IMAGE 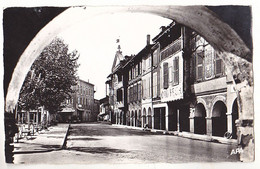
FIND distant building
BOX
[59,78,95,123]
[93,99,100,121]
[98,96,110,121]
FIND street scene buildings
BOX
[3,6,253,164]
[106,21,239,140]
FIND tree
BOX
[18,38,79,116]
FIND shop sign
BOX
[161,84,183,102]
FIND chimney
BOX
[146,34,150,46]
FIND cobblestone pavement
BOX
[13,122,240,164]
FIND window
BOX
[204,45,214,80]
[129,70,131,81]
[138,83,141,100]
[153,72,157,98]
[138,62,141,75]
[118,74,122,82]
[132,67,135,79]
[136,84,139,101]
[153,49,159,66]
[148,56,151,69]
[117,89,123,102]
[142,79,146,99]
[172,56,179,85]
[215,53,223,76]
[127,88,130,103]
[143,58,146,72]
[148,77,151,98]
[130,86,133,102]
[163,62,169,89]
[135,64,138,77]
[196,50,204,81]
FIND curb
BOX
[112,124,237,145]
[61,124,71,149]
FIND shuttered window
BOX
[196,51,204,81]
[142,79,146,99]
[157,69,160,97]
[172,56,179,85]
[153,49,159,66]
[127,88,130,103]
[138,83,141,101]
[163,62,169,89]
[153,72,157,98]
[215,53,223,76]
[204,45,214,80]
[136,84,138,101]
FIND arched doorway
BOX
[194,103,207,134]
[142,108,146,128]
[131,111,134,126]
[232,99,239,139]
[212,101,227,137]
[134,111,137,127]
[148,107,152,128]
[138,110,142,127]
[126,111,130,126]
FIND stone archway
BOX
[232,98,239,139]
[138,110,142,127]
[147,107,152,128]
[212,101,227,137]
[142,108,146,128]
[4,5,253,162]
[194,103,207,135]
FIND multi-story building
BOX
[110,47,131,125]
[123,36,151,127]
[188,31,238,138]
[107,21,239,140]
[60,78,95,123]
[98,96,110,121]
[93,99,100,121]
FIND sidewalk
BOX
[112,124,237,145]
[13,123,70,154]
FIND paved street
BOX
[14,123,239,164]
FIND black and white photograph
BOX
[1,0,258,168]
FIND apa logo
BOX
[230,147,243,155]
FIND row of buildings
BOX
[16,78,100,128]
[105,22,239,139]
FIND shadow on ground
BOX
[68,137,101,141]
[70,125,159,137]
[67,147,129,154]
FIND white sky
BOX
[58,13,171,100]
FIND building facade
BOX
[107,21,239,140]
[60,79,96,123]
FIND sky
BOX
[58,12,171,100]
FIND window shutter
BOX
[142,80,146,99]
[215,53,223,76]
[138,83,141,100]
[157,69,160,97]
[163,62,169,89]
[173,57,179,85]
[196,51,204,81]
[204,46,214,79]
